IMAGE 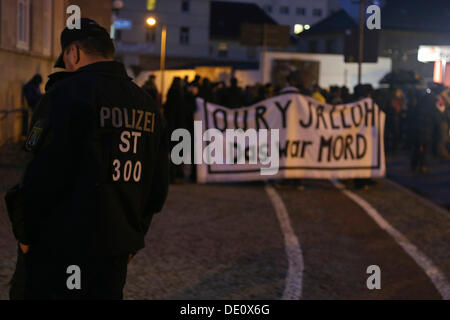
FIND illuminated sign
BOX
[418,46,450,62]
[114,19,132,30]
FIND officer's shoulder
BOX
[48,71,99,100]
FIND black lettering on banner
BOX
[299,101,313,128]
[340,110,351,129]
[279,140,289,158]
[275,100,291,129]
[213,109,228,132]
[234,109,248,130]
[291,140,300,157]
[255,106,269,130]
[329,106,340,129]
[365,101,375,127]
[333,136,344,160]
[351,104,363,127]
[345,135,354,159]
[315,105,328,129]
[318,136,332,162]
[356,134,367,159]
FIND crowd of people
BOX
[140,73,450,182]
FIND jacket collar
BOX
[75,61,131,79]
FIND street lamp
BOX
[146,16,167,104]
[146,17,156,27]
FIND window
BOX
[326,39,336,53]
[313,8,323,17]
[180,27,190,45]
[263,5,273,13]
[309,40,318,53]
[296,7,306,16]
[279,6,290,15]
[147,0,156,11]
[146,30,156,43]
[218,42,228,58]
[17,0,31,50]
[42,0,52,56]
[181,0,190,13]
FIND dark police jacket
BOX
[5,61,169,257]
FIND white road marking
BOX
[265,184,304,300]
[331,179,450,300]
[385,178,450,218]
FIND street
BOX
[0,143,449,300]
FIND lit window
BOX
[180,27,190,45]
[296,7,306,16]
[181,0,190,13]
[17,0,31,50]
[313,8,323,17]
[279,6,290,15]
[147,0,156,11]
[218,42,228,57]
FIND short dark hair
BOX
[71,36,115,58]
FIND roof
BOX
[303,0,450,36]
[301,9,357,35]
[210,1,278,40]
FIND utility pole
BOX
[358,0,365,85]
[261,24,267,84]
[160,24,167,104]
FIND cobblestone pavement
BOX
[0,143,449,299]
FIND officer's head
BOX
[54,18,115,72]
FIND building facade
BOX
[217,0,333,34]
[0,0,111,146]
[115,0,210,69]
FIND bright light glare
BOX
[146,17,157,26]
[304,24,310,30]
[294,24,304,34]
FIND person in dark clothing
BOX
[199,77,214,102]
[185,84,200,182]
[224,77,244,109]
[353,84,377,190]
[21,74,43,136]
[164,77,186,183]
[23,74,43,111]
[141,74,159,102]
[44,72,72,92]
[5,18,169,300]
[410,92,436,172]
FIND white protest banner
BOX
[193,93,385,183]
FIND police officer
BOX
[6,18,169,299]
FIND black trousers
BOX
[10,245,129,300]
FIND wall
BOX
[0,0,111,146]
[0,0,67,146]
